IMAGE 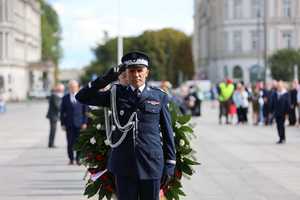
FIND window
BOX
[0,75,4,92]
[251,0,264,18]
[5,32,8,59]
[282,31,293,48]
[251,31,258,50]
[251,30,264,51]
[0,32,3,60]
[223,31,229,51]
[233,66,243,79]
[224,0,230,19]
[224,65,229,78]
[233,0,243,19]
[283,0,292,17]
[233,31,242,52]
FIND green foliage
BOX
[81,28,194,86]
[269,48,300,81]
[75,103,199,200]
[74,107,116,199]
[40,0,63,65]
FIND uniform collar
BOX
[130,84,146,93]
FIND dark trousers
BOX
[275,116,286,141]
[66,126,80,161]
[48,119,58,147]
[237,107,248,123]
[219,101,229,123]
[115,176,160,200]
[288,107,296,125]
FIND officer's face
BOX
[127,66,149,88]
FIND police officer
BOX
[76,51,176,200]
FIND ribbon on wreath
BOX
[89,169,108,182]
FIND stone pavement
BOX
[0,101,86,200]
[183,103,300,200]
[0,101,300,200]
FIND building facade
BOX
[0,0,54,101]
[193,0,300,84]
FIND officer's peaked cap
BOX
[121,51,150,68]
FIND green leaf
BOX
[105,192,113,200]
[176,188,186,196]
[181,164,193,175]
[98,188,106,200]
[177,115,191,125]
[183,157,200,165]
[178,125,193,133]
[84,182,100,198]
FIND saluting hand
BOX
[102,67,120,83]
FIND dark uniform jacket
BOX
[60,94,88,128]
[271,91,291,117]
[46,93,62,121]
[76,79,176,180]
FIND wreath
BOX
[75,102,199,200]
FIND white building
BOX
[59,68,84,85]
[0,0,54,101]
[193,0,300,84]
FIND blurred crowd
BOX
[159,78,300,144]
[211,79,299,127]
[160,80,204,116]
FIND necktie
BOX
[71,94,76,104]
[134,88,141,101]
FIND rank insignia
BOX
[147,100,160,105]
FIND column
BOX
[2,32,4,60]
[0,0,4,22]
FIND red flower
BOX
[88,168,99,174]
[104,184,113,192]
[95,154,104,161]
[175,170,182,179]
[100,174,109,181]
[163,186,168,194]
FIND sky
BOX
[47,0,194,69]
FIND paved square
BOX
[0,101,300,200]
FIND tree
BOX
[81,28,194,86]
[40,0,63,82]
[269,49,300,81]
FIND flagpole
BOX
[117,0,123,65]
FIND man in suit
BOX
[60,80,87,165]
[46,83,65,148]
[288,80,298,126]
[271,80,291,144]
[76,51,176,200]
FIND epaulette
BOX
[149,86,167,94]
[114,83,127,89]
